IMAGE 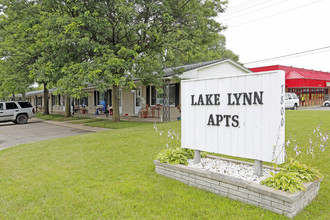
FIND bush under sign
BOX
[181,71,285,163]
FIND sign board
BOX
[327,82,330,87]
[181,71,285,163]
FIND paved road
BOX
[0,118,108,150]
[300,106,330,111]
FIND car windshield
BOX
[18,102,33,108]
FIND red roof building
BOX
[250,65,330,106]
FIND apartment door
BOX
[134,88,142,114]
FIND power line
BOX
[247,49,330,65]
[222,0,287,22]
[221,0,274,18]
[244,46,330,65]
[230,0,323,28]
[227,0,263,12]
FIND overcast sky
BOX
[217,0,330,72]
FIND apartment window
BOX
[149,83,179,106]
[81,97,88,106]
[37,97,42,106]
[151,86,157,105]
[108,89,112,107]
[168,84,176,106]
[57,95,60,105]
[52,95,61,106]
[94,91,100,106]
[99,91,105,105]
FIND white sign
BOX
[327,82,330,87]
[181,71,285,163]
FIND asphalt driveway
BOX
[0,118,107,150]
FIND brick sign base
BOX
[154,159,321,218]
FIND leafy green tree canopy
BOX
[0,0,237,121]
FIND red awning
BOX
[286,79,326,88]
[250,65,330,88]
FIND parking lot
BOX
[0,118,106,150]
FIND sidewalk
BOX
[36,118,110,132]
[299,105,330,111]
[73,112,177,123]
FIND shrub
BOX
[154,123,207,165]
[267,124,326,193]
[261,159,323,193]
[156,148,194,165]
[156,147,208,165]
[281,159,323,182]
[260,171,306,193]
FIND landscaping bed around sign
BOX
[155,156,322,218]
[188,156,273,184]
[154,110,328,218]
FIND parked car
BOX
[0,101,35,124]
[285,93,300,110]
[323,100,330,107]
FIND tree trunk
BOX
[43,83,49,115]
[112,84,120,122]
[64,95,71,118]
[12,93,15,101]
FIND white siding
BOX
[197,62,249,78]
[180,69,198,79]
[180,60,250,80]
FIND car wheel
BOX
[16,114,28,124]
[325,103,330,107]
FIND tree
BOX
[0,3,35,100]
[0,1,51,110]
[1,0,91,117]
[77,0,229,122]
[0,59,33,100]
[1,0,235,121]
[29,1,96,117]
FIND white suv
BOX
[285,93,300,110]
[0,101,35,124]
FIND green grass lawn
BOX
[0,111,329,219]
